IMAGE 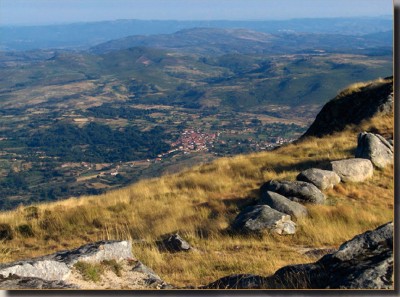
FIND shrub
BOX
[0,224,13,240]
[92,218,104,228]
[17,224,34,237]
[24,206,40,220]
[101,259,123,277]
[74,261,104,282]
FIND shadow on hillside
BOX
[221,189,260,210]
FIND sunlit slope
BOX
[0,80,393,287]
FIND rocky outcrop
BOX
[302,77,393,138]
[261,180,325,204]
[258,191,308,219]
[272,222,393,289]
[355,132,393,169]
[0,275,78,289]
[330,158,373,183]
[231,205,296,235]
[0,240,168,289]
[0,240,132,281]
[203,222,393,289]
[297,168,340,190]
[158,233,191,252]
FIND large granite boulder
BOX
[0,275,78,289]
[272,222,393,289]
[330,158,373,183]
[231,205,296,235]
[258,191,308,219]
[0,240,168,289]
[355,132,393,169]
[260,180,325,204]
[297,168,340,190]
[202,222,393,289]
[0,240,132,281]
[201,274,269,289]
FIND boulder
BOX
[0,275,78,289]
[260,180,325,204]
[258,191,308,219]
[0,240,132,283]
[200,274,270,289]
[231,205,296,235]
[355,132,393,168]
[203,222,393,289]
[330,158,373,183]
[297,168,340,190]
[158,233,191,252]
[271,222,393,289]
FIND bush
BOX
[74,261,104,282]
[24,206,40,220]
[0,224,13,240]
[101,259,123,277]
[17,224,35,237]
[92,218,104,228]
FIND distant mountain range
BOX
[90,27,392,56]
[0,17,393,51]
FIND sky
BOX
[0,0,394,26]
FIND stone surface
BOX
[201,274,269,289]
[0,240,132,281]
[231,205,296,235]
[297,168,341,190]
[158,233,191,252]
[258,191,308,219]
[272,222,394,289]
[260,180,325,204]
[132,260,162,282]
[203,222,393,289]
[302,78,393,138]
[0,275,78,289]
[330,158,373,183]
[355,132,393,168]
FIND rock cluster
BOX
[203,222,394,289]
[231,128,392,238]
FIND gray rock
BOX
[330,158,373,182]
[0,240,132,281]
[159,233,191,252]
[0,275,78,289]
[232,205,296,235]
[297,168,340,190]
[272,222,393,289]
[258,191,308,219]
[132,260,162,282]
[355,132,393,168]
[200,274,270,289]
[260,180,325,204]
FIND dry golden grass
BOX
[337,77,391,98]
[0,114,393,287]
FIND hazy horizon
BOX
[0,0,393,26]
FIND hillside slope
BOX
[0,78,393,287]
